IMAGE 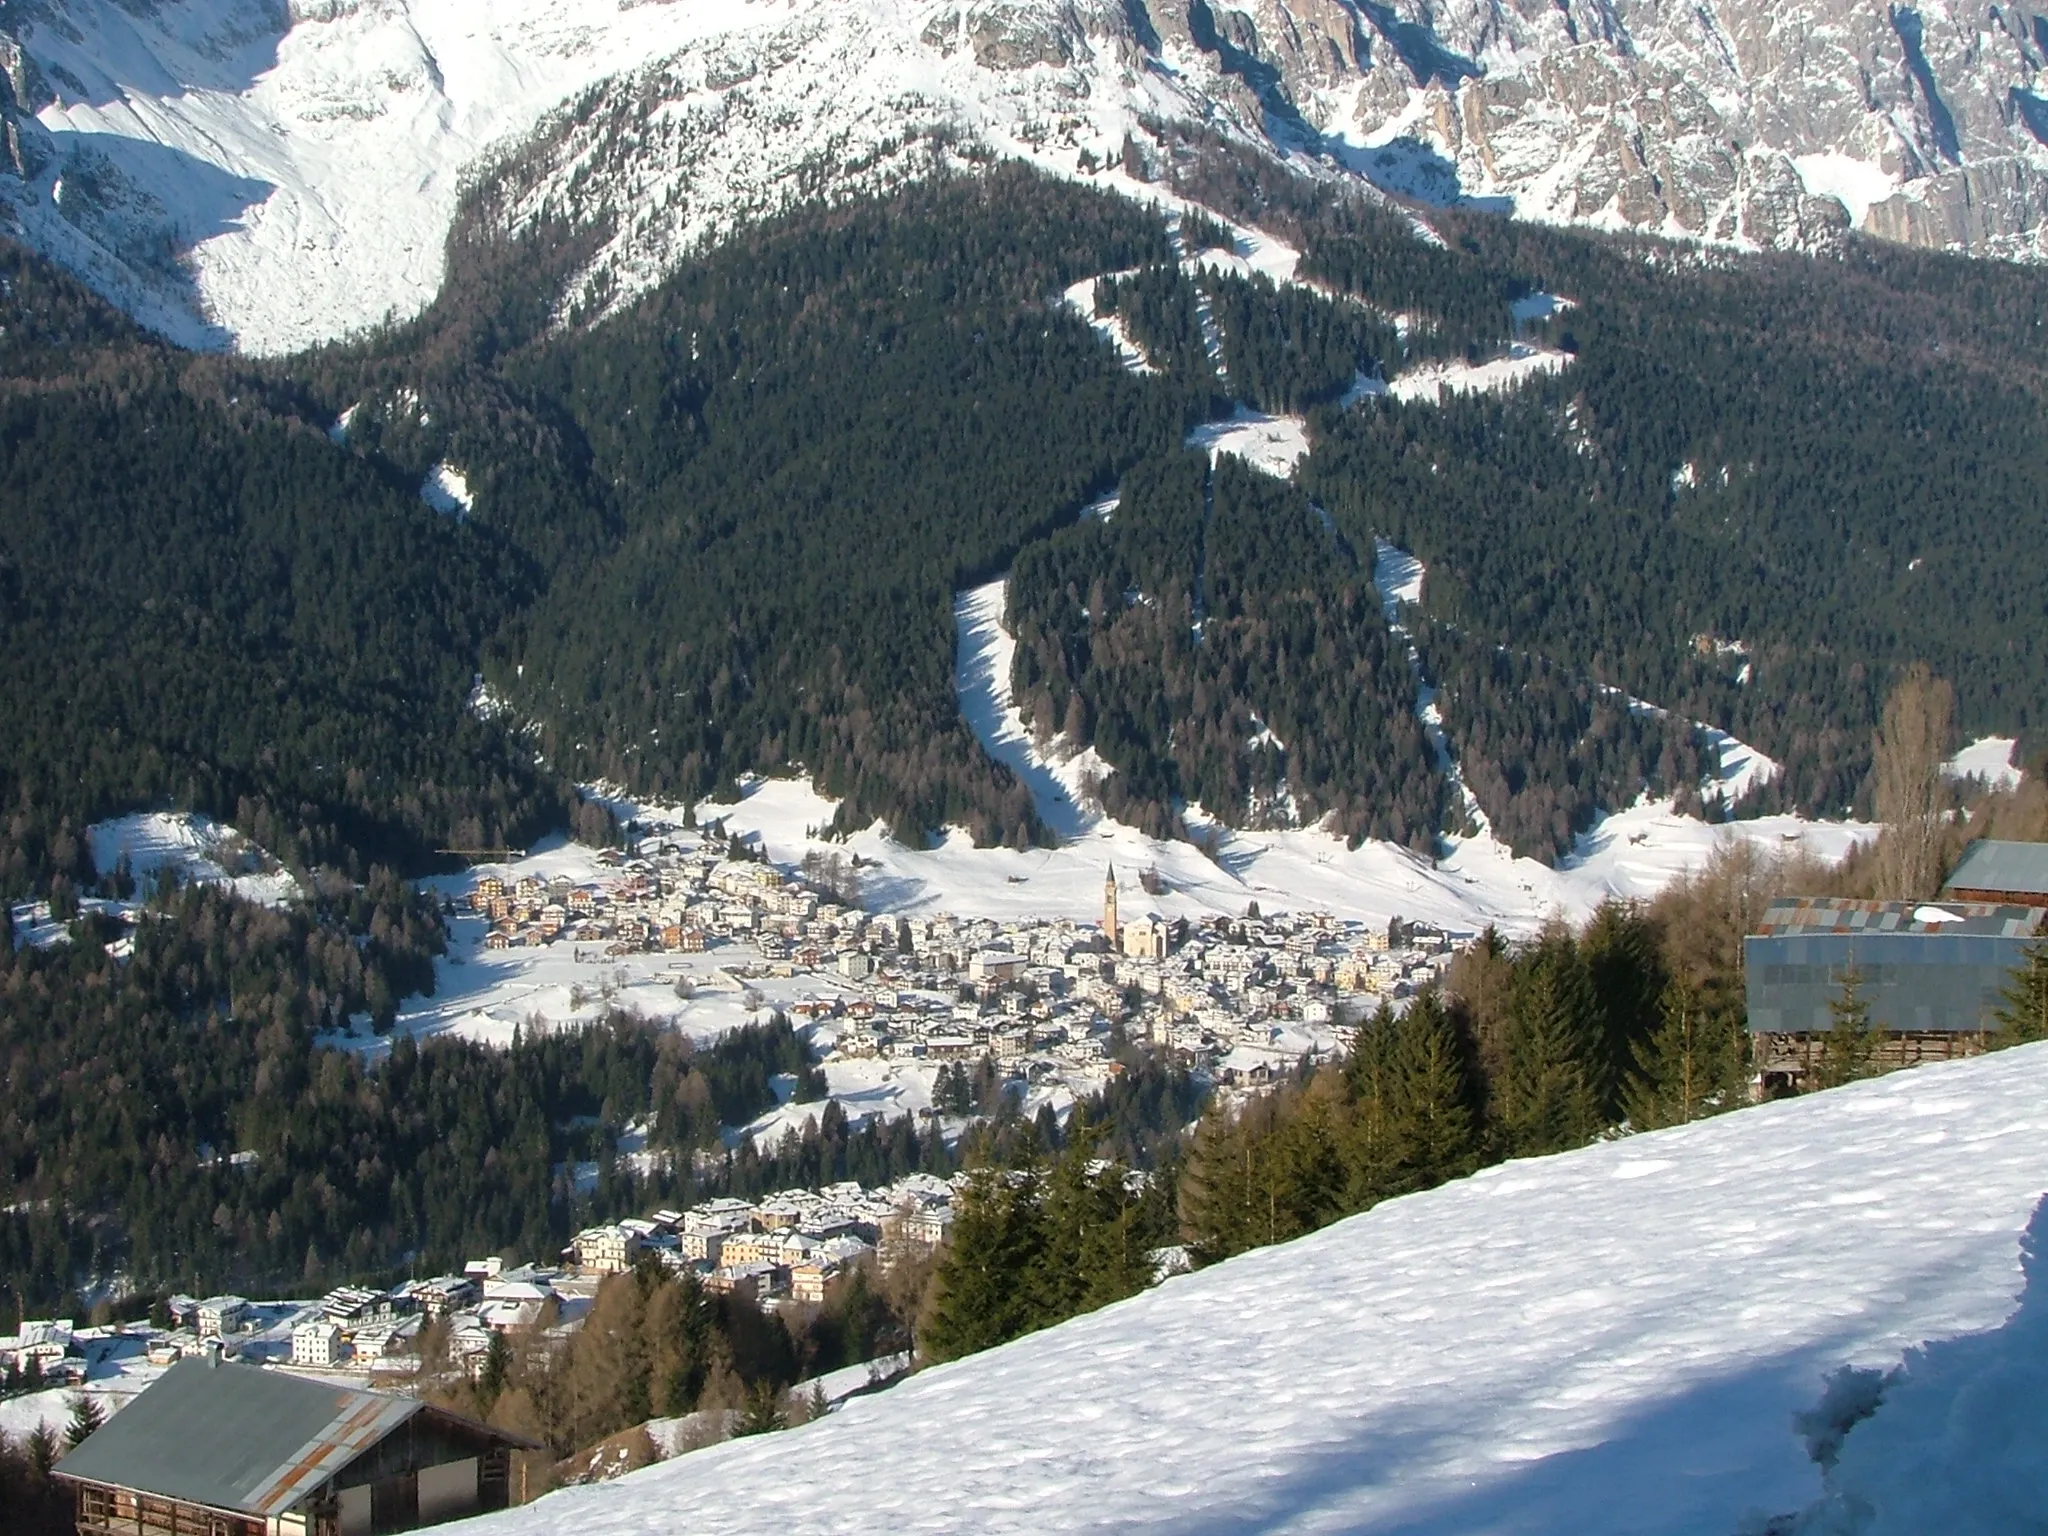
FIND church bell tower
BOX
[1103,863,1120,949]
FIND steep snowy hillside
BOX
[4,0,2048,349]
[461,1045,2048,1535]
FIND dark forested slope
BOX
[7,148,2048,891]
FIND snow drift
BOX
[456,1044,2048,1535]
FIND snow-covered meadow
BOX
[456,1041,2048,1536]
[8,810,299,949]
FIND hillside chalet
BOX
[1744,896,2045,1090]
[53,1356,537,1536]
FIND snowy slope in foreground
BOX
[458,1045,2048,1536]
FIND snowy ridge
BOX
[462,1043,2048,1535]
[5,0,2047,351]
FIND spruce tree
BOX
[1177,1101,1258,1264]
[26,1420,58,1481]
[919,1168,1046,1362]
[1623,980,1741,1129]
[477,1329,511,1409]
[1992,941,2048,1047]
[63,1393,105,1450]
[733,1382,786,1437]
[1077,1190,1155,1311]
[1496,938,1604,1156]
[1813,968,1879,1089]
[1389,991,1478,1191]
[1341,1005,1401,1209]
[1579,901,1669,1118]
[1265,1076,1348,1242]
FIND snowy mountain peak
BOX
[3,0,2047,351]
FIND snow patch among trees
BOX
[1184,408,1311,479]
[1942,736,2022,790]
[420,463,473,519]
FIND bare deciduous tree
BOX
[1872,664,1954,900]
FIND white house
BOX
[291,1320,344,1368]
[195,1296,250,1338]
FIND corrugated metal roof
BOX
[1944,840,2048,898]
[52,1357,420,1515]
[1755,896,2045,939]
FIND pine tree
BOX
[1623,980,1740,1129]
[733,1381,786,1437]
[477,1328,511,1409]
[1341,1005,1401,1208]
[1388,990,1477,1191]
[64,1393,105,1450]
[1177,1100,1258,1264]
[919,1168,1046,1362]
[1813,968,1879,1089]
[1992,941,2048,1047]
[1265,1076,1348,1241]
[1579,901,1669,1118]
[27,1420,58,1481]
[1496,939,1605,1156]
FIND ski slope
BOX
[460,1043,2048,1536]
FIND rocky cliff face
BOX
[1146,0,2048,256]
[0,0,2043,351]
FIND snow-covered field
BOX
[87,811,300,905]
[1363,341,1574,404]
[1185,407,1313,478]
[458,1042,2048,1536]
[1944,735,2024,791]
[9,811,297,949]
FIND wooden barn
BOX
[53,1355,537,1536]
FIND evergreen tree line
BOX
[1142,127,2048,817]
[1006,451,1443,847]
[918,1122,1178,1363]
[1413,617,1718,859]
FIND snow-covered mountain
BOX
[458,1044,2048,1535]
[3,0,2047,352]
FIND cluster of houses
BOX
[0,1316,81,1388]
[796,881,1463,1090]
[465,843,1468,1091]
[470,845,836,957]
[569,1173,959,1306]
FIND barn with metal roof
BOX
[1943,839,2048,905]
[53,1355,537,1536]
[1744,897,2046,1090]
